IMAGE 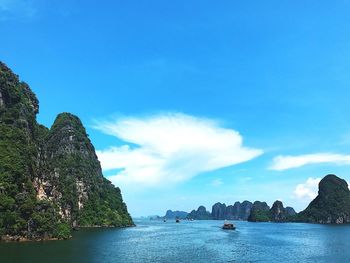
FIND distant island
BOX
[0,62,133,242]
[164,200,295,222]
[164,174,350,224]
[164,210,188,219]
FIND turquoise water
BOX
[1,219,350,262]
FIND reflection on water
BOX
[1,219,350,263]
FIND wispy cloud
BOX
[293,177,321,200]
[0,0,36,20]
[269,153,350,171]
[95,113,262,188]
[210,178,223,187]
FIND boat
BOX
[176,218,180,223]
[222,220,236,230]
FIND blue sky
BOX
[1,0,350,216]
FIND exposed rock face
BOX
[164,210,188,219]
[248,201,270,222]
[270,201,294,222]
[225,205,235,219]
[247,201,296,222]
[211,201,253,220]
[185,200,296,222]
[44,113,133,227]
[237,201,253,220]
[187,206,212,220]
[285,207,296,216]
[0,62,133,241]
[211,202,227,220]
[0,91,3,107]
[297,174,350,224]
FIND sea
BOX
[1,219,350,263]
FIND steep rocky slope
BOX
[164,210,188,219]
[0,62,133,241]
[247,201,270,222]
[187,206,212,220]
[296,174,350,224]
[211,201,253,220]
[270,201,296,222]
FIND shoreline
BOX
[0,224,136,243]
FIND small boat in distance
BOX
[222,220,236,230]
[176,218,180,223]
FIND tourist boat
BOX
[176,218,180,223]
[222,220,236,230]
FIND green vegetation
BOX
[54,223,71,240]
[248,201,297,223]
[0,61,133,241]
[45,113,133,228]
[249,210,271,222]
[187,206,212,220]
[293,174,350,224]
[247,201,270,222]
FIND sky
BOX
[1,0,350,217]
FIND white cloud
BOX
[293,177,321,200]
[270,153,350,171]
[95,113,262,187]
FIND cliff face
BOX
[211,201,253,220]
[211,202,227,220]
[297,174,350,224]
[247,201,270,222]
[0,62,133,241]
[270,201,295,222]
[247,200,296,222]
[285,207,296,216]
[164,210,188,219]
[187,206,212,220]
[236,201,253,220]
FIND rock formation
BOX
[211,202,227,220]
[270,201,295,222]
[164,210,188,219]
[247,201,270,222]
[211,201,253,220]
[187,206,212,220]
[235,201,253,220]
[247,200,296,222]
[0,62,133,241]
[296,174,350,224]
[285,207,296,216]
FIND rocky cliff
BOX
[0,62,133,241]
[211,201,253,220]
[285,206,296,216]
[247,200,296,222]
[211,202,227,220]
[187,206,212,220]
[233,201,253,220]
[248,201,271,222]
[296,174,350,224]
[164,210,188,219]
[270,201,296,222]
